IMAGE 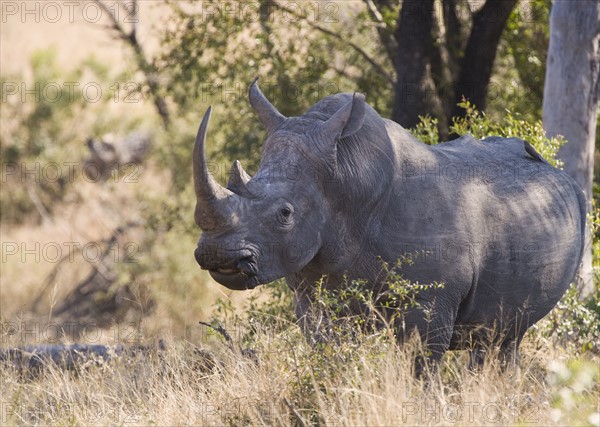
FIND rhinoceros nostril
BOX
[237,255,257,276]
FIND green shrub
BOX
[536,284,600,353]
[412,100,565,168]
[547,359,600,426]
[535,202,600,354]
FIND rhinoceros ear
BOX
[249,78,286,133]
[318,93,366,140]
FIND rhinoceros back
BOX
[430,136,586,342]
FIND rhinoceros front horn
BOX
[193,106,235,230]
[249,78,286,133]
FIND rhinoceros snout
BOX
[194,246,254,269]
[194,248,260,291]
[194,246,260,290]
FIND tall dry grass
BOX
[1,317,598,426]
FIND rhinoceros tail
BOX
[523,140,549,164]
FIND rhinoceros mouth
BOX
[195,244,260,290]
[206,254,260,290]
[214,267,241,275]
[209,269,259,290]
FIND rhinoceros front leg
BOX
[292,288,330,345]
[291,281,459,377]
[394,298,459,376]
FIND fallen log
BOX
[0,322,258,373]
[0,341,165,371]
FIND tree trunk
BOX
[391,0,436,128]
[450,0,518,120]
[387,0,517,128]
[542,0,600,294]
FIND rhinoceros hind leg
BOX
[499,335,523,372]
[468,346,487,371]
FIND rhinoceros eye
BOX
[277,204,294,226]
[280,207,292,218]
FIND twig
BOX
[283,398,309,427]
[198,321,234,351]
[364,0,386,24]
[26,182,52,224]
[93,0,170,129]
[129,0,137,44]
[32,221,141,314]
[362,0,399,67]
[272,2,394,85]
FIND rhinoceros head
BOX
[193,79,366,290]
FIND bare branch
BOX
[26,182,51,224]
[283,398,309,427]
[363,0,399,68]
[451,0,518,119]
[364,0,385,24]
[442,0,464,81]
[93,0,170,129]
[129,0,138,44]
[95,0,125,35]
[272,2,394,85]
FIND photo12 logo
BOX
[1,240,139,264]
[1,400,141,424]
[400,400,539,424]
[1,321,142,345]
[1,1,139,24]
[1,81,145,104]
[2,160,142,184]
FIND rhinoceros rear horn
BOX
[193,106,235,230]
[249,78,286,133]
[227,160,253,198]
[319,92,366,140]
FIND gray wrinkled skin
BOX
[193,79,585,367]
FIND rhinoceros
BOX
[192,79,585,368]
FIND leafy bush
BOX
[535,202,600,354]
[1,49,88,223]
[547,359,600,425]
[412,100,565,168]
[536,284,600,353]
